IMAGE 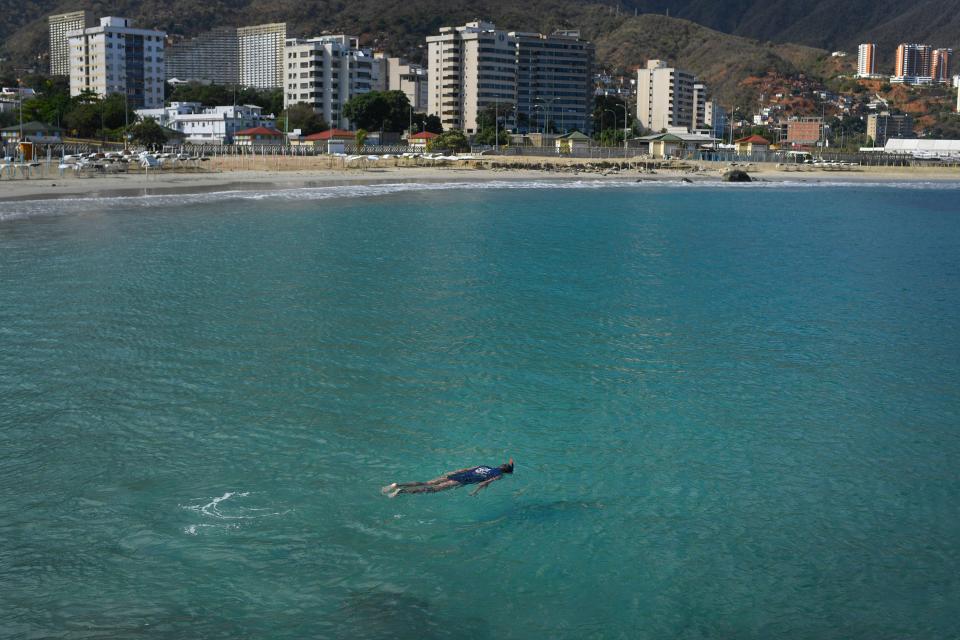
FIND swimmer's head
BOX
[500,458,514,474]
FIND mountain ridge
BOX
[0,0,951,106]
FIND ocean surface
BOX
[1,181,959,639]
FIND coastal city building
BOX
[692,83,708,130]
[49,11,94,76]
[512,29,594,134]
[135,101,275,144]
[867,112,915,145]
[593,72,634,99]
[636,59,696,132]
[232,125,284,145]
[857,43,883,78]
[785,117,824,147]
[734,134,770,155]
[427,22,518,134]
[67,17,166,109]
[283,35,376,129]
[932,49,952,84]
[893,43,933,84]
[377,55,429,112]
[704,101,728,139]
[165,27,239,84]
[238,23,287,89]
[1,121,64,146]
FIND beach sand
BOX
[1,155,958,203]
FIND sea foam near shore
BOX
[2,178,960,222]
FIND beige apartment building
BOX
[867,112,915,145]
[376,54,428,112]
[427,21,518,134]
[283,36,376,129]
[636,60,696,132]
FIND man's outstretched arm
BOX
[469,476,501,496]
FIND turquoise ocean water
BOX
[1,182,959,638]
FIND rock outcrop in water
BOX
[722,170,752,182]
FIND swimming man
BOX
[381,459,514,498]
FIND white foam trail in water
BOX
[3,178,959,222]
[180,491,288,534]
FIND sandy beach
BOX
[1,155,958,202]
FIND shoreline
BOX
[2,161,959,203]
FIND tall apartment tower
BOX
[68,17,166,108]
[165,27,239,84]
[283,36,375,129]
[636,59,696,132]
[857,43,877,78]
[512,30,593,134]
[238,23,287,89]
[427,22,518,134]
[894,43,933,82]
[49,11,94,76]
[692,83,708,130]
[932,49,953,84]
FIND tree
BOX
[430,129,469,152]
[355,128,368,148]
[591,95,633,138]
[343,90,411,131]
[473,102,512,145]
[166,82,282,114]
[128,117,168,149]
[410,112,442,134]
[281,104,328,135]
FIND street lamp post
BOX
[615,103,628,158]
[603,109,616,149]
[124,89,129,150]
[494,93,499,149]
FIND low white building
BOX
[135,101,275,144]
[885,138,960,159]
[0,87,37,100]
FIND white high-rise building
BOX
[283,36,376,129]
[68,17,166,109]
[427,22,518,134]
[49,11,94,76]
[239,23,287,89]
[636,60,696,133]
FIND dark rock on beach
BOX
[722,170,752,182]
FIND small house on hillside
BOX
[407,131,438,152]
[735,134,771,155]
[233,126,285,146]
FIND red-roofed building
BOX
[291,128,356,152]
[234,126,285,146]
[735,134,771,155]
[407,130,438,151]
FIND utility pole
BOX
[15,68,29,163]
[494,93,499,149]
